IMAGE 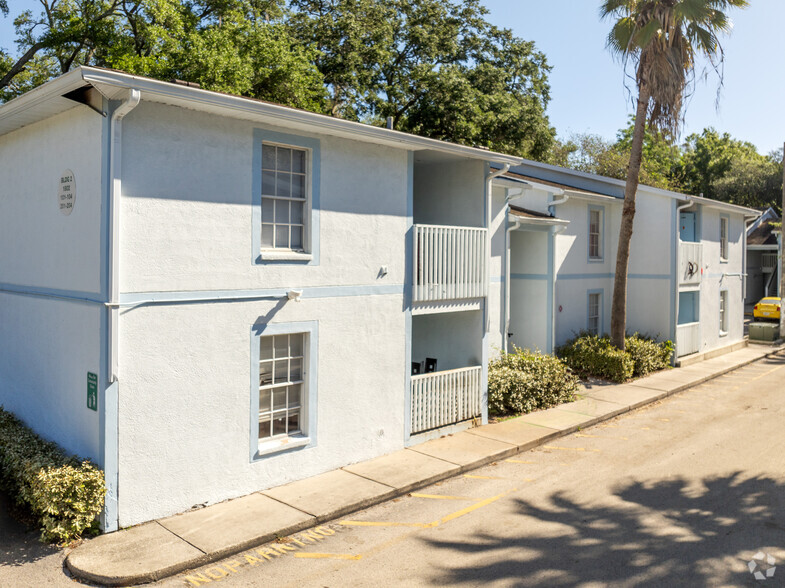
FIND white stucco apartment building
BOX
[0,67,521,530]
[0,67,757,531]
[486,161,758,360]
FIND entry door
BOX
[680,212,696,242]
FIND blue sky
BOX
[2,0,782,154]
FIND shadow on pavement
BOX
[0,489,60,567]
[423,472,785,586]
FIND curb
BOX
[65,347,783,586]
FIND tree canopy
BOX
[550,121,782,211]
[0,0,555,158]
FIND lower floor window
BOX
[259,333,305,440]
[587,292,601,335]
[719,290,728,334]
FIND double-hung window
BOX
[258,333,305,441]
[719,216,729,262]
[261,144,307,252]
[588,207,604,261]
[719,290,728,335]
[587,291,602,335]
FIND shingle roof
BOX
[748,220,779,246]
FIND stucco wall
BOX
[0,106,104,293]
[120,102,409,292]
[413,159,485,227]
[117,295,405,526]
[0,105,104,461]
[115,102,412,525]
[697,206,745,351]
[411,311,483,371]
[509,230,550,351]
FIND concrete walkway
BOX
[65,344,782,586]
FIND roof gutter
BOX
[79,68,521,165]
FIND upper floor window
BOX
[262,144,308,252]
[588,207,604,261]
[719,216,729,262]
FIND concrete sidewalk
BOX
[65,344,782,586]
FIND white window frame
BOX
[250,321,318,459]
[253,129,320,264]
[719,290,728,336]
[258,332,305,441]
[587,290,603,335]
[588,206,604,262]
[719,215,729,262]
[260,142,312,258]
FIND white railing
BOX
[679,242,703,286]
[762,252,778,272]
[676,322,700,357]
[410,366,482,434]
[414,224,487,303]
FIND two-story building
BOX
[0,67,519,530]
[0,67,758,532]
[487,160,758,361]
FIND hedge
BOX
[0,407,105,543]
[488,347,579,416]
[556,332,673,383]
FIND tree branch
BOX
[0,42,46,92]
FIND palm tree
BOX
[601,0,748,350]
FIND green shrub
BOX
[488,347,579,416]
[556,333,634,383]
[0,407,105,543]
[557,332,673,382]
[626,333,674,377]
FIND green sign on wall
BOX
[87,372,98,411]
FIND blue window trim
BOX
[252,129,320,266]
[250,320,319,461]
[587,288,604,335]
[587,205,605,263]
[719,214,730,264]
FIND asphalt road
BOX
[1,351,783,587]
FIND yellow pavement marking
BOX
[542,445,600,452]
[463,474,505,480]
[574,433,629,441]
[438,488,518,525]
[338,521,430,528]
[657,419,670,422]
[641,427,651,430]
[294,553,362,560]
[409,493,474,501]
[505,459,536,464]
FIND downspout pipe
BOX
[502,187,523,353]
[504,217,521,353]
[673,199,694,364]
[108,89,141,384]
[486,164,510,332]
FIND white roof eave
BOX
[79,68,523,164]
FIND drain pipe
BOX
[503,187,523,352]
[673,199,694,363]
[486,164,510,332]
[108,89,141,384]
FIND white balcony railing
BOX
[410,366,482,434]
[414,224,487,303]
[679,242,703,286]
[676,322,700,357]
[762,252,778,272]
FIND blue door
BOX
[680,212,697,242]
